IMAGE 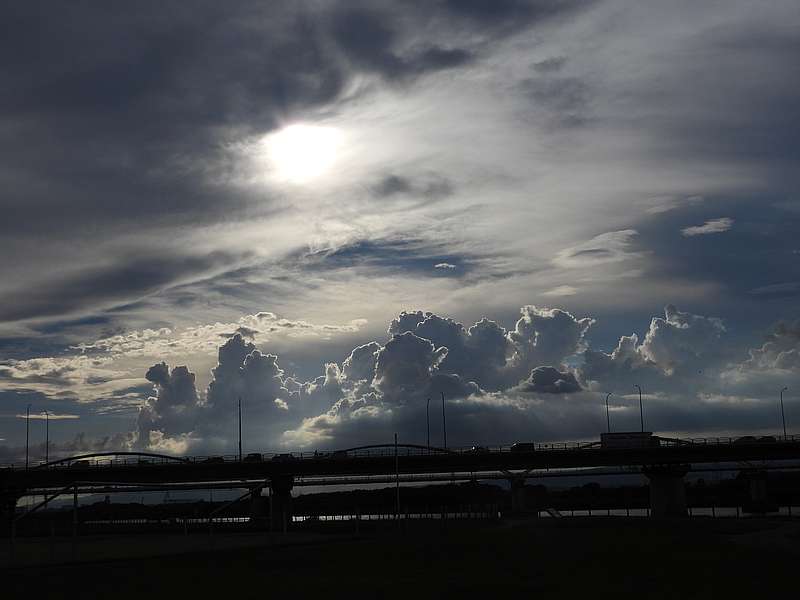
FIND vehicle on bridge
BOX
[243,453,263,462]
[468,446,490,454]
[600,432,658,449]
[271,453,296,463]
[510,443,537,453]
[733,436,757,445]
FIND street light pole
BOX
[25,404,31,470]
[634,385,644,432]
[781,387,788,439]
[605,393,612,433]
[441,392,447,449]
[238,396,242,462]
[426,398,430,451]
[44,410,49,465]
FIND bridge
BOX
[3,434,800,527]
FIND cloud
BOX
[553,230,641,269]
[513,366,581,394]
[681,217,734,237]
[741,320,800,372]
[12,412,79,420]
[532,56,567,73]
[748,282,800,299]
[137,363,201,442]
[506,306,593,378]
[579,305,729,392]
[541,285,578,297]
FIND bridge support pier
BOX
[269,475,294,532]
[643,465,689,518]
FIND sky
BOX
[1,0,799,462]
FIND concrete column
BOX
[269,475,294,532]
[249,485,268,528]
[1,490,21,535]
[742,470,771,514]
[509,477,528,514]
[643,465,689,518]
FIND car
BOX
[758,435,777,443]
[271,453,296,463]
[243,453,263,462]
[733,436,757,444]
[70,460,91,468]
[468,446,490,454]
[510,442,537,453]
[202,456,225,464]
[330,450,349,460]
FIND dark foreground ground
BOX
[4,518,800,599]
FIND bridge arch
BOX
[336,443,454,455]
[36,451,190,468]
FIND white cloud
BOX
[681,217,734,237]
[14,413,79,420]
[553,230,641,269]
[542,285,578,297]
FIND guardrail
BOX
[3,434,799,471]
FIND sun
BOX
[262,124,342,183]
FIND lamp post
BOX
[605,393,612,433]
[238,396,242,462]
[426,398,430,451]
[780,387,788,439]
[634,385,644,432]
[441,392,447,449]
[25,404,31,469]
[44,410,49,465]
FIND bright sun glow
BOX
[263,124,342,183]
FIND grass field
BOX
[4,518,799,599]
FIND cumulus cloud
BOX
[732,320,800,377]
[514,366,581,394]
[137,363,201,443]
[681,217,734,237]
[579,305,728,394]
[506,306,593,378]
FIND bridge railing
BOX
[3,434,800,471]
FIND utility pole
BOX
[238,396,242,462]
[25,404,31,470]
[634,385,644,432]
[605,393,612,433]
[426,398,430,451]
[781,387,788,439]
[441,392,447,449]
